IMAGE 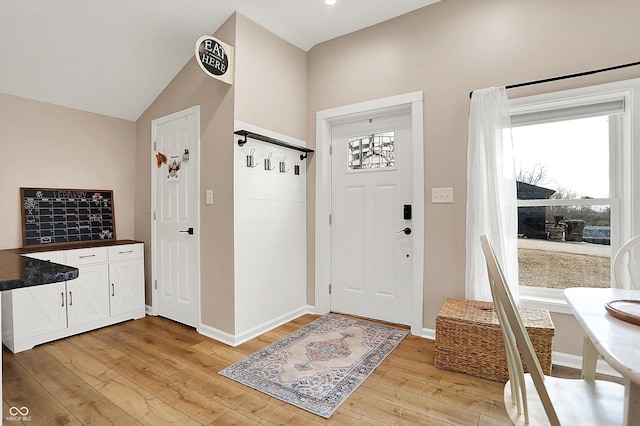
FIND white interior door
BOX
[331,113,413,325]
[152,106,200,328]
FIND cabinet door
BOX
[13,282,67,339]
[109,260,144,316]
[66,264,110,328]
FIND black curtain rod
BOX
[469,60,640,99]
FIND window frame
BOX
[508,78,640,312]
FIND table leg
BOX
[624,380,639,426]
[581,334,597,380]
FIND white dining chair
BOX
[613,234,640,290]
[480,235,625,426]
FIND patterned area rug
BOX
[219,313,409,418]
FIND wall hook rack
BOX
[235,130,314,159]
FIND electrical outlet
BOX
[432,187,453,203]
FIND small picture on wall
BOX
[167,155,181,181]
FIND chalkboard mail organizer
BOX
[21,188,116,247]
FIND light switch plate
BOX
[432,187,453,203]
[206,189,213,205]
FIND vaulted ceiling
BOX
[0,0,439,121]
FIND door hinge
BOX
[153,211,156,221]
[329,144,332,155]
[329,214,332,225]
[154,279,157,290]
[329,284,332,295]
[153,141,157,151]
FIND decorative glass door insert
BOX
[347,131,395,170]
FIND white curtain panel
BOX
[465,87,519,302]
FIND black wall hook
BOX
[237,134,248,147]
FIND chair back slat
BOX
[480,235,561,426]
[613,235,640,290]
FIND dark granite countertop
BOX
[0,251,79,291]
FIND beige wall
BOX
[234,14,307,141]
[306,0,640,355]
[135,15,237,333]
[0,93,136,250]
[134,13,307,334]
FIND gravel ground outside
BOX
[518,248,611,289]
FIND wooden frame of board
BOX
[21,187,117,247]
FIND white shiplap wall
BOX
[233,122,307,338]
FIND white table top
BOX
[564,287,640,384]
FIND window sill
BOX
[519,294,572,314]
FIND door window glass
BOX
[347,131,395,170]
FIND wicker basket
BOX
[434,298,555,382]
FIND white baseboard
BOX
[421,327,436,340]
[197,324,237,347]
[198,305,315,347]
[194,312,620,378]
[422,328,621,378]
[145,304,156,316]
[551,351,622,378]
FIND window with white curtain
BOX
[508,79,639,311]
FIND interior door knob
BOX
[396,227,412,235]
[179,227,194,235]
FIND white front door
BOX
[152,106,200,328]
[331,113,413,325]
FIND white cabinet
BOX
[1,243,145,353]
[66,263,110,327]
[108,245,144,316]
[22,250,65,263]
[4,251,68,342]
[66,246,108,266]
[65,247,110,328]
[10,281,67,340]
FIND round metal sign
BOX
[195,36,230,79]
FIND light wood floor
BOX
[3,314,556,425]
